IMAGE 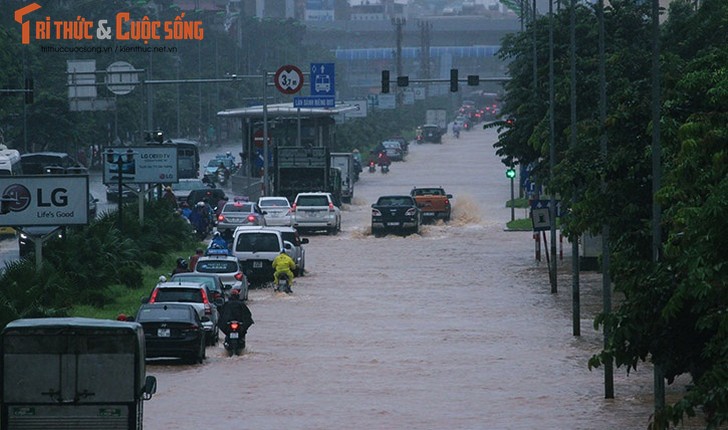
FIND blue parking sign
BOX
[311,63,335,97]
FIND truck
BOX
[411,186,453,222]
[1,317,157,430]
[425,109,448,134]
[371,194,421,236]
[274,146,341,207]
[330,152,355,203]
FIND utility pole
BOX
[569,0,580,336]
[548,0,557,294]
[418,20,432,97]
[392,17,406,106]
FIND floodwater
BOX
[144,125,696,429]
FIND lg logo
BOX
[1,184,31,212]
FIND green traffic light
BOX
[506,168,516,179]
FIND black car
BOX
[186,188,227,208]
[371,195,421,237]
[136,303,206,364]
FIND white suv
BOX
[292,192,341,235]
[231,226,284,282]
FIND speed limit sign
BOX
[274,65,304,95]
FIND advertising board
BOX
[0,175,89,226]
[102,146,178,185]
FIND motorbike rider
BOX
[216,161,230,182]
[172,258,190,275]
[452,122,461,138]
[209,231,230,252]
[272,249,296,285]
[377,151,391,167]
[162,186,178,209]
[189,248,204,271]
[217,289,254,347]
[189,201,210,237]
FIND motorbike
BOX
[380,164,389,174]
[223,321,245,356]
[368,161,376,173]
[275,273,292,294]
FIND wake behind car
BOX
[136,303,206,364]
[371,195,421,236]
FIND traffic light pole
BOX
[510,175,515,222]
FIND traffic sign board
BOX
[294,97,335,108]
[105,61,138,95]
[531,208,551,231]
[310,63,335,97]
[274,65,304,94]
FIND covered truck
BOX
[1,317,157,430]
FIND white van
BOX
[231,226,284,282]
[0,148,22,176]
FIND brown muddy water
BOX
[141,126,701,429]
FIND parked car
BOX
[267,226,309,276]
[292,192,341,235]
[258,196,293,227]
[381,140,405,161]
[135,303,206,364]
[231,226,285,282]
[191,255,249,300]
[143,281,220,346]
[371,195,422,236]
[216,201,267,239]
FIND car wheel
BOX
[197,340,205,364]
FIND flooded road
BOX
[144,125,679,429]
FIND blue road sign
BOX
[311,63,335,97]
[294,96,335,108]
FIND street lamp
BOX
[105,148,135,231]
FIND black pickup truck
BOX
[371,195,421,236]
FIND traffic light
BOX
[467,75,480,86]
[506,168,516,179]
[450,69,458,92]
[381,70,390,94]
[24,77,33,104]
[397,76,409,87]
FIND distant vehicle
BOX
[330,152,355,203]
[371,195,421,236]
[0,147,22,176]
[20,152,86,175]
[186,188,226,208]
[292,192,341,235]
[420,124,443,144]
[163,138,200,179]
[231,226,285,282]
[216,201,267,239]
[381,140,405,162]
[203,156,236,184]
[136,303,207,364]
[170,178,209,206]
[258,196,293,227]
[1,317,157,430]
[411,187,453,222]
[193,254,249,300]
[143,281,220,346]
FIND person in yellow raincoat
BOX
[272,249,296,284]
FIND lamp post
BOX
[105,148,135,231]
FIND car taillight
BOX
[291,204,297,212]
[444,198,450,206]
[405,208,417,216]
[230,322,239,331]
[328,202,334,211]
[372,209,382,216]
[234,272,243,281]
[217,214,225,222]
[181,324,198,333]
[247,214,256,222]
[201,288,209,304]
[148,288,159,304]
